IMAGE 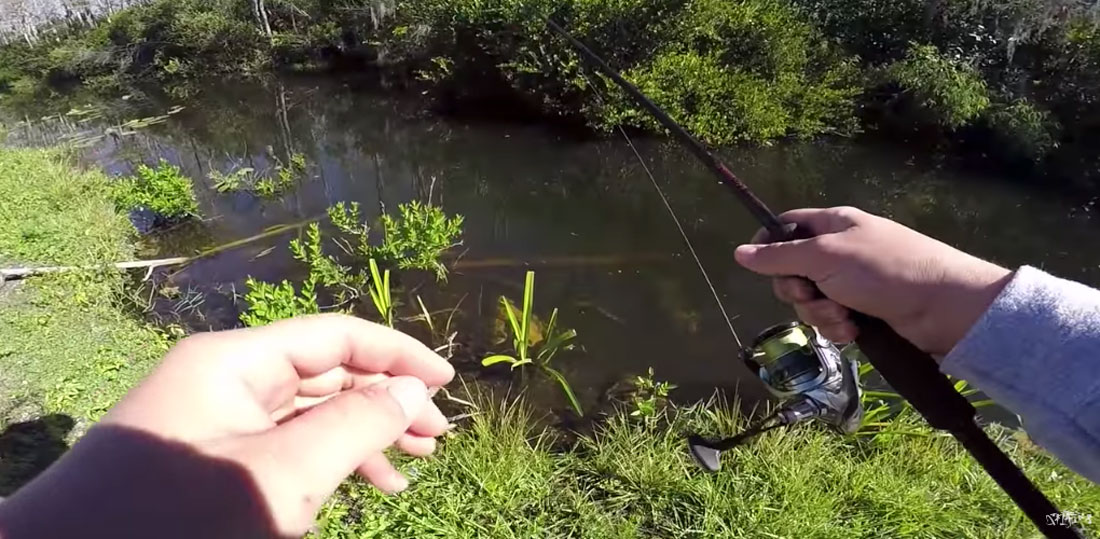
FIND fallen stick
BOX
[2,216,319,283]
[1,257,193,281]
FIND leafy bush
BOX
[370,200,464,281]
[888,44,991,129]
[384,0,860,144]
[111,160,200,219]
[239,277,321,327]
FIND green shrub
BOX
[239,277,321,327]
[385,0,860,144]
[111,160,200,219]
[888,44,991,129]
[370,200,464,281]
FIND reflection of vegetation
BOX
[482,271,582,416]
[111,159,199,220]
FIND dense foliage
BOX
[4,0,1100,183]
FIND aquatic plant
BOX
[366,259,394,328]
[413,294,462,359]
[239,276,321,327]
[482,271,582,415]
[111,159,199,219]
[208,152,307,197]
[208,166,257,193]
[371,200,464,281]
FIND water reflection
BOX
[4,76,1098,413]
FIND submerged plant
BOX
[371,200,463,281]
[112,159,199,219]
[482,271,582,415]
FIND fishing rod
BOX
[545,18,1082,539]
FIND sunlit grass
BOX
[313,392,1100,538]
[0,147,168,439]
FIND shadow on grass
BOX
[0,414,75,496]
[0,425,280,537]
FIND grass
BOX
[314,394,1100,538]
[0,147,171,492]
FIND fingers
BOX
[791,298,857,343]
[255,376,429,500]
[794,299,850,326]
[229,314,455,412]
[811,320,858,343]
[357,453,408,494]
[253,314,455,385]
[410,402,449,437]
[396,434,437,457]
[748,207,862,244]
[735,237,834,280]
[773,277,817,303]
[296,365,388,397]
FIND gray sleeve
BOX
[941,266,1100,482]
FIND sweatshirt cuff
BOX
[941,266,1100,481]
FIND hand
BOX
[734,207,1012,357]
[0,314,455,538]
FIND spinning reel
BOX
[688,322,864,472]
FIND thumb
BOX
[257,376,428,498]
[734,237,829,279]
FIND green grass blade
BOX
[521,271,534,350]
[416,295,434,332]
[542,366,582,416]
[482,355,517,367]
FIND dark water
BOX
[5,76,1100,414]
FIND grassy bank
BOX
[0,147,174,493]
[317,398,1100,538]
[4,0,1100,190]
[0,147,1097,535]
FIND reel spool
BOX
[688,322,863,472]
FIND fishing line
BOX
[577,68,745,350]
